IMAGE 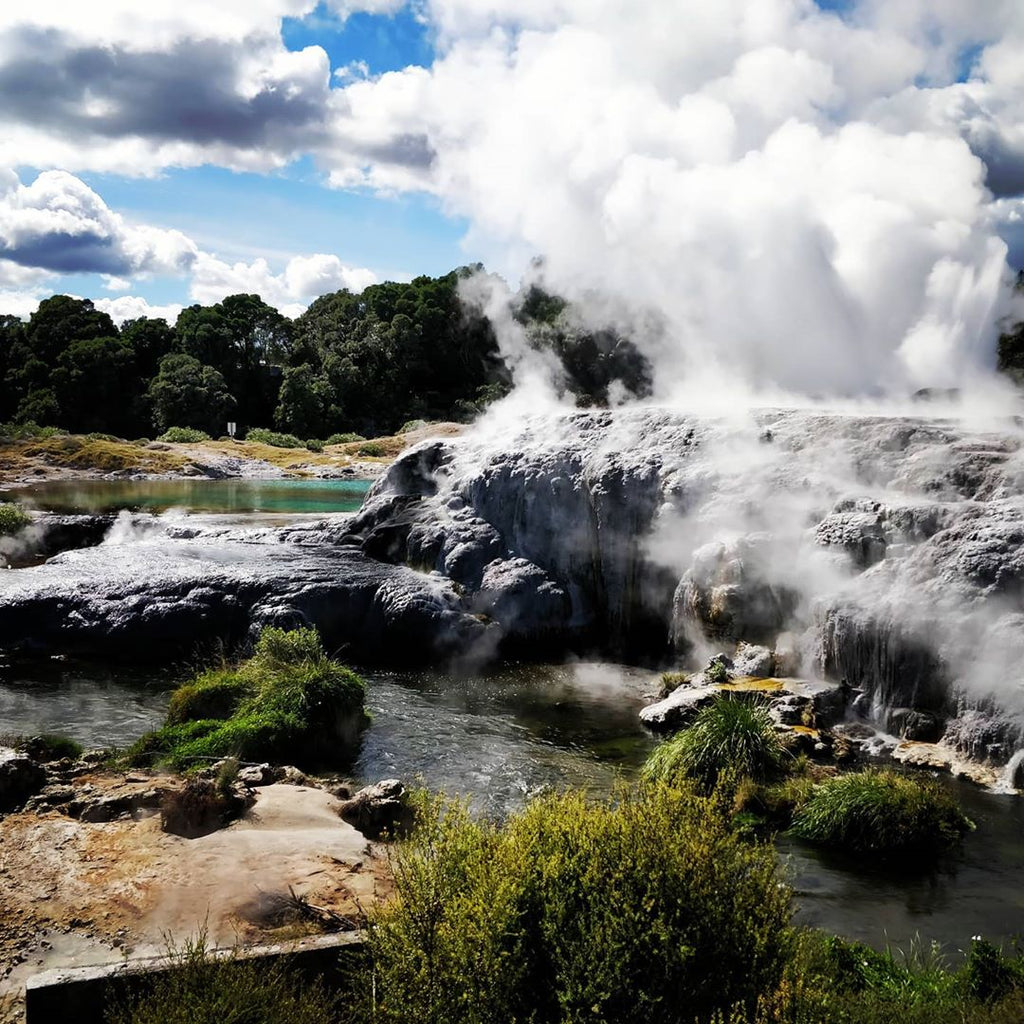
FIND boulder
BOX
[0,749,46,812]
[337,779,413,839]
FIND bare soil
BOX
[0,773,392,1024]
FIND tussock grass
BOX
[0,501,31,536]
[106,931,341,1024]
[789,768,974,855]
[643,694,788,791]
[128,627,368,770]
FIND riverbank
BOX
[0,423,464,489]
[0,760,392,1024]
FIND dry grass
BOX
[11,436,187,475]
[0,422,465,482]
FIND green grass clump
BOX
[165,669,252,726]
[399,418,427,434]
[107,930,340,1024]
[158,426,211,443]
[361,781,791,1024]
[0,420,65,440]
[245,427,304,449]
[325,432,365,445]
[356,441,386,457]
[0,502,31,536]
[128,627,368,770]
[789,769,973,855]
[643,695,787,791]
[723,932,1024,1024]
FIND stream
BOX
[1,480,1023,956]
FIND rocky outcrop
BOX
[337,778,413,839]
[0,749,46,812]
[0,516,488,663]
[4,408,1024,771]
[343,408,1024,763]
[0,513,115,568]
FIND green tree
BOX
[273,363,334,438]
[120,316,175,380]
[51,336,142,435]
[147,353,236,435]
[175,295,292,428]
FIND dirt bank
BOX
[0,423,464,489]
[0,772,392,1024]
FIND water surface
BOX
[2,654,1023,953]
[0,477,373,515]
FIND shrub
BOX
[399,419,427,434]
[128,627,368,770]
[642,695,787,791]
[325,432,365,445]
[789,769,974,855]
[160,773,253,838]
[305,438,324,452]
[19,733,84,762]
[84,431,122,442]
[356,441,386,457]
[158,426,211,443]
[106,930,341,1024]
[245,427,304,449]
[360,782,792,1024]
[0,420,65,440]
[0,502,31,537]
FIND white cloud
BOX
[0,169,197,277]
[93,295,185,326]
[317,0,1024,395]
[190,252,377,315]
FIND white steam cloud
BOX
[334,0,1024,400]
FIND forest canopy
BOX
[0,266,659,440]
[2,266,1022,441]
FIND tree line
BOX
[0,265,659,441]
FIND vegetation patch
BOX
[789,768,974,855]
[643,694,788,791]
[361,782,791,1024]
[0,502,31,536]
[128,627,369,771]
[106,931,341,1024]
[17,434,187,474]
[245,427,306,449]
[158,426,211,443]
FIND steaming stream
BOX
[2,482,1024,955]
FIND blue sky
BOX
[0,0,1019,326]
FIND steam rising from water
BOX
[358,1,1024,400]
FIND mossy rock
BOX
[129,627,369,771]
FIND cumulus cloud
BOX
[0,1,432,175]
[93,295,185,326]
[190,252,377,315]
[320,0,1024,396]
[0,169,197,277]
[0,168,379,322]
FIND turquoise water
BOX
[0,477,373,515]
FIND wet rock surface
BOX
[337,778,413,839]
[4,409,1024,768]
